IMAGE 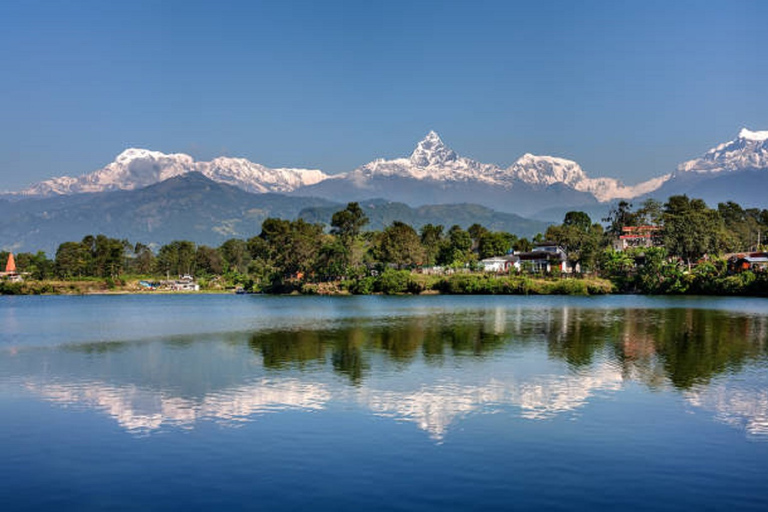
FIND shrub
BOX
[378,269,412,295]
[349,276,376,295]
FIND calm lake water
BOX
[1,294,767,511]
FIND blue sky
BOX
[1,0,766,190]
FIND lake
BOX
[1,294,767,511]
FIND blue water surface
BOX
[1,294,767,511]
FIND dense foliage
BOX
[2,196,767,296]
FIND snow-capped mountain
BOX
[506,153,670,202]
[676,128,768,174]
[14,128,768,214]
[20,148,328,196]
[337,131,661,202]
[344,131,508,185]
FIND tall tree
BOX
[220,238,251,274]
[330,202,369,244]
[662,196,722,268]
[55,241,91,278]
[156,241,197,277]
[419,224,444,266]
[377,221,424,268]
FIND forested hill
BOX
[0,173,336,254]
[0,173,546,255]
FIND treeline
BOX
[2,196,767,296]
[0,203,540,292]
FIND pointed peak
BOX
[738,128,768,142]
[410,131,457,166]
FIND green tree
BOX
[55,241,92,278]
[377,221,424,268]
[603,200,638,238]
[14,251,54,280]
[156,240,197,277]
[477,231,515,259]
[420,224,444,266]
[195,245,224,275]
[220,238,251,274]
[259,218,324,277]
[546,212,604,272]
[437,225,473,267]
[129,243,155,274]
[662,196,722,268]
[331,202,369,244]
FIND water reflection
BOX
[6,303,768,441]
[25,378,331,434]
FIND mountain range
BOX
[2,128,766,253]
[12,128,767,212]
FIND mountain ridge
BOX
[8,128,768,217]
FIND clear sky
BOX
[1,0,766,191]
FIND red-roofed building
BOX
[616,226,661,250]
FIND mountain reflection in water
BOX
[8,303,768,441]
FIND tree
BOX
[546,212,604,272]
[420,224,444,266]
[14,251,54,280]
[377,221,424,268]
[195,245,224,275]
[220,238,251,274]
[563,211,592,231]
[468,223,489,250]
[662,196,722,268]
[437,225,473,267]
[314,239,349,280]
[87,235,127,278]
[55,241,91,278]
[330,202,369,244]
[156,241,196,277]
[129,243,155,274]
[477,231,515,259]
[603,200,637,238]
[259,218,323,277]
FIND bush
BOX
[377,269,412,295]
[349,276,376,295]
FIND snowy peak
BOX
[509,154,587,187]
[508,153,670,202]
[677,128,768,174]
[409,131,458,167]
[20,150,329,197]
[738,128,768,142]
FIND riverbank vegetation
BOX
[2,196,766,296]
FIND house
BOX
[480,255,519,273]
[163,275,200,291]
[729,252,768,272]
[515,242,573,273]
[615,226,661,251]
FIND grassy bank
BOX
[2,272,614,296]
[299,271,614,296]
